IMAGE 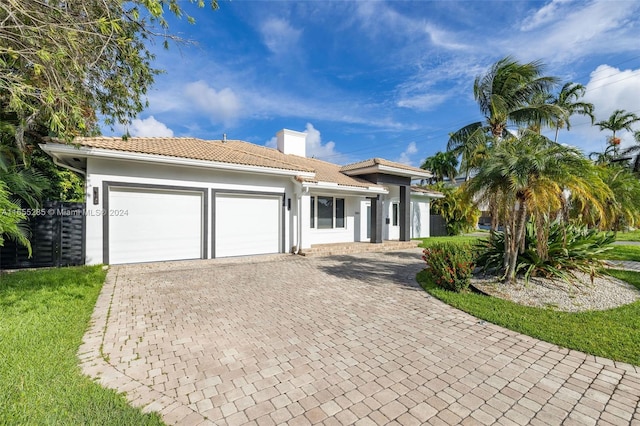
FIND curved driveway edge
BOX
[78,251,640,425]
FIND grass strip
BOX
[602,245,640,261]
[417,268,640,366]
[0,266,164,425]
[615,230,640,242]
[416,235,485,247]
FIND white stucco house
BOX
[42,129,442,265]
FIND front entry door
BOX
[386,202,400,240]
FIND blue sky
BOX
[106,0,640,167]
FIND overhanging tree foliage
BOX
[0,0,218,251]
[0,0,219,149]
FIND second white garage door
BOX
[215,193,281,258]
[108,187,204,264]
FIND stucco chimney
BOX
[276,129,306,157]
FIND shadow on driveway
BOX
[315,250,425,291]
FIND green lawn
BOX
[615,229,640,242]
[417,269,640,366]
[416,235,485,247]
[602,245,640,261]
[0,266,164,425]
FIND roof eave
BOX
[301,181,388,195]
[342,164,432,180]
[411,191,445,199]
[41,143,316,178]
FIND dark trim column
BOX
[400,185,410,241]
[369,195,383,243]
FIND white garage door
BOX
[215,193,281,258]
[108,187,203,264]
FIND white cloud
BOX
[260,18,302,56]
[396,142,418,166]
[511,1,639,63]
[184,81,242,127]
[423,22,469,51]
[584,65,640,120]
[355,2,470,51]
[397,93,450,111]
[304,123,347,162]
[520,0,571,31]
[127,116,174,137]
[265,123,348,163]
[557,64,640,154]
[265,136,277,149]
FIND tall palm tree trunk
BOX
[506,202,528,283]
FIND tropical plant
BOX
[595,109,640,156]
[551,82,595,142]
[446,130,489,181]
[0,180,30,254]
[0,137,49,209]
[575,164,640,231]
[465,132,609,283]
[449,56,561,144]
[526,91,556,134]
[447,56,564,183]
[420,151,458,184]
[475,219,614,283]
[429,183,480,236]
[422,242,475,292]
[621,130,640,173]
[27,145,85,202]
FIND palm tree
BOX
[595,109,640,156]
[420,151,458,184]
[465,132,608,283]
[621,130,640,173]
[589,164,640,231]
[0,121,48,254]
[0,180,31,255]
[473,56,561,138]
[526,91,556,134]
[447,130,489,181]
[551,82,595,142]
[448,56,563,175]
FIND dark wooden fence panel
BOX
[0,201,85,269]
[429,214,448,237]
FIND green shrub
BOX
[476,219,614,282]
[421,242,475,292]
[429,183,481,236]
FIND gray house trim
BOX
[359,173,411,186]
[369,195,383,243]
[102,181,209,265]
[399,185,411,241]
[361,173,412,244]
[211,189,285,259]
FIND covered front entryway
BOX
[342,159,434,244]
[214,193,282,258]
[107,186,206,264]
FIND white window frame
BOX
[310,196,346,229]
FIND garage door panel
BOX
[109,188,203,264]
[215,194,280,258]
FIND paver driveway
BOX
[79,250,640,425]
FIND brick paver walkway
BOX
[79,250,640,425]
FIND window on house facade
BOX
[317,196,333,229]
[336,198,345,228]
[310,196,315,228]
[310,196,345,229]
[392,202,399,226]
